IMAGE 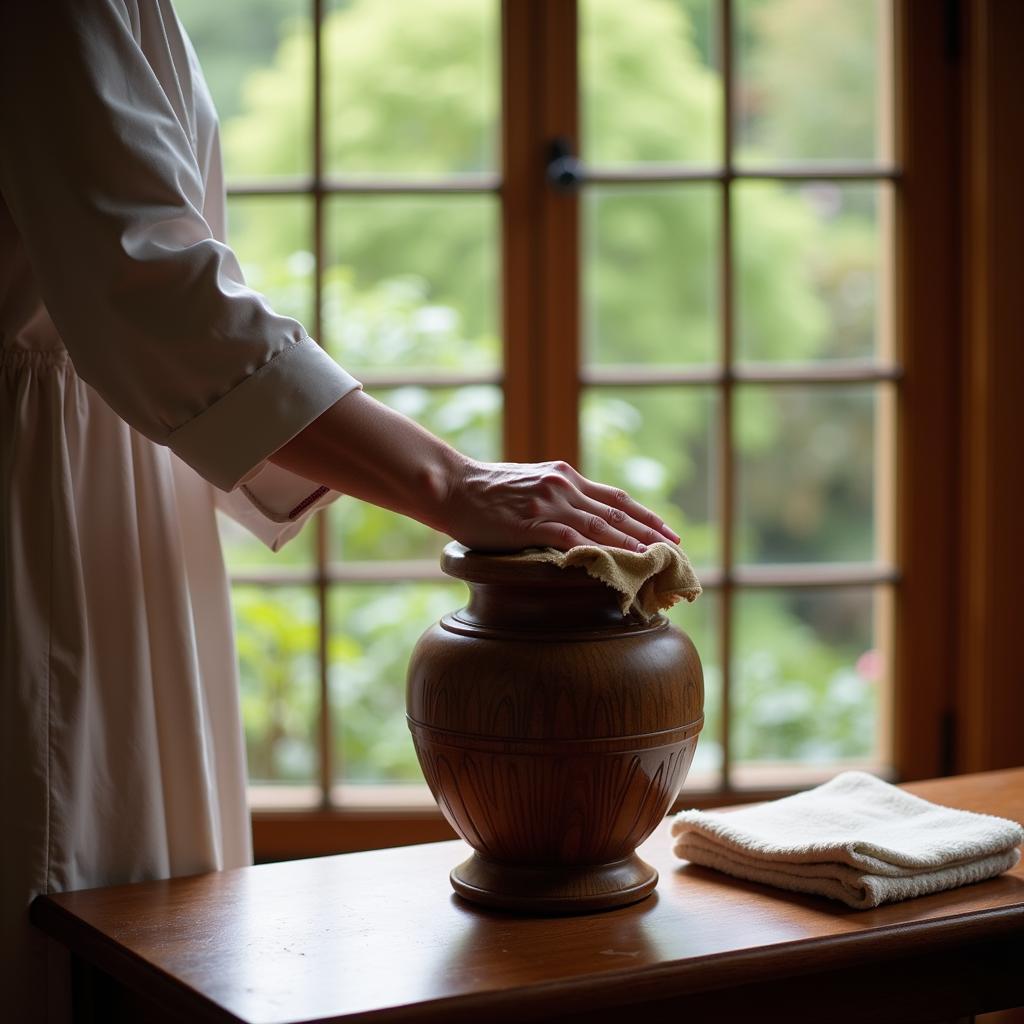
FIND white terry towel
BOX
[671,772,1024,909]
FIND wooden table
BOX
[33,769,1024,1024]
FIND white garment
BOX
[671,772,1024,909]
[0,1,361,1016]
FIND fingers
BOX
[535,509,649,553]
[537,461,680,547]
[568,492,666,549]
[572,475,681,545]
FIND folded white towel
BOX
[671,771,1024,909]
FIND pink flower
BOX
[855,649,883,682]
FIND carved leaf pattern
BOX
[414,737,697,864]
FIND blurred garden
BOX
[174,0,890,789]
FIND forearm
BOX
[269,387,680,553]
[268,389,464,532]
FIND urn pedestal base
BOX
[450,852,658,914]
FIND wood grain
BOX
[537,0,580,465]
[500,0,543,462]
[892,0,962,782]
[956,0,1024,775]
[406,543,704,909]
[33,769,1024,1024]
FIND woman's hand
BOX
[439,456,681,553]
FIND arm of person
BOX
[270,390,682,553]
[0,0,679,553]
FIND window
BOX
[175,0,957,846]
[576,0,896,788]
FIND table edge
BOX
[32,889,1024,1024]
[32,897,244,1024]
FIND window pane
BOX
[323,0,498,177]
[330,582,465,783]
[582,0,721,167]
[735,182,890,363]
[331,385,502,562]
[666,588,721,786]
[227,196,314,329]
[584,186,719,366]
[732,586,889,771]
[175,0,312,181]
[736,384,881,564]
[233,585,319,784]
[322,196,499,374]
[581,387,718,569]
[734,0,892,166]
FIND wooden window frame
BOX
[232,0,1007,860]
[954,0,1024,776]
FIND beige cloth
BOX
[508,541,702,619]
[672,772,1024,910]
[0,2,360,1018]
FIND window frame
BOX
[223,0,964,858]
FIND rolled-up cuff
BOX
[168,336,361,491]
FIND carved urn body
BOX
[406,543,704,913]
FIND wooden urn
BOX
[406,542,704,913]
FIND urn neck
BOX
[457,580,632,632]
[438,543,655,635]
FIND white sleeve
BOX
[0,0,361,497]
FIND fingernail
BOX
[636,543,647,552]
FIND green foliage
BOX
[330,584,465,782]
[582,387,718,567]
[735,0,886,164]
[232,587,319,781]
[582,0,720,165]
[227,196,314,328]
[174,0,312,178]
[735,385,876,564]
[173,0,304,123]
[732,590,878,761]
[317,0,498,176]
[176,0,889,783]
[584,186,720,365]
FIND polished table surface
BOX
[33,769,1024,1024]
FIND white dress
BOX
[0,2,361,1017]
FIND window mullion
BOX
[537,0,580,464]
[719,0,736,792]
[501,0,543,461]
[502,0,581,466]
[891,0,960,780]
[312,0,333,811]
